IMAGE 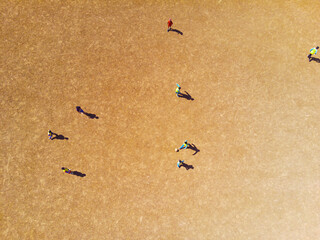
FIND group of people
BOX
[174,103,192,169]
[53,20,189,173]
[169,19,193,169]
[48,106,87,175]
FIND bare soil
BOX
[1,0,320,239]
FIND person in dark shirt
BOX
[76,106,84,114]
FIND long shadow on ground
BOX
[181,162,194,170]
[72,171,86,177]
[178,91,194,101]
[170,28,183,35]
[188,143,200,155]
[310,57,320,63]
[76,106,99,119]
[83,112,99,119]
[51,132,69,140]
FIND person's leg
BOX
[180,161,185,168]
[51,132,57,140]
[50,133,55,140]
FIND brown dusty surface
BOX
[1,0,320,239]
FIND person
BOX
[308,46,319,62]
[176,83,181,97]
[48,130,53,140]
[179,140,189,150]
[61,167,73,174]
[177,160,184,168]
[76,106,84,114]
[167,19,173,32]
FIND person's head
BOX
[61,167,65,170]
[184,140,188,143]
[316,46,319,49]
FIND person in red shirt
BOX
[167,19,173,32]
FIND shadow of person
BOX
[179,91,194,101]
[188,143,200,155]
[51,132,69,140]
[72,171,86,177]
[170,28,183,35]
[83,112,99,119]
[181,162,194,170]
[310,57,320,63]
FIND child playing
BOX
[176,83,181,97]
[76,106,84,114]
[48,130,53,140]
[61,167,73,174]
[167,19,173,32]
[179,140,189,150]
[308,46,319,62]
[177,160,184,168]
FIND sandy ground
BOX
[1,0,320,239]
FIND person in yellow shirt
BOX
[176,83,182,97]
[178,140,189,151]
[48,130,57,140]
[48,130,53,140]
[308,46,319,62]
[61,167,73,174]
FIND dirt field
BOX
[1,0,320,239]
